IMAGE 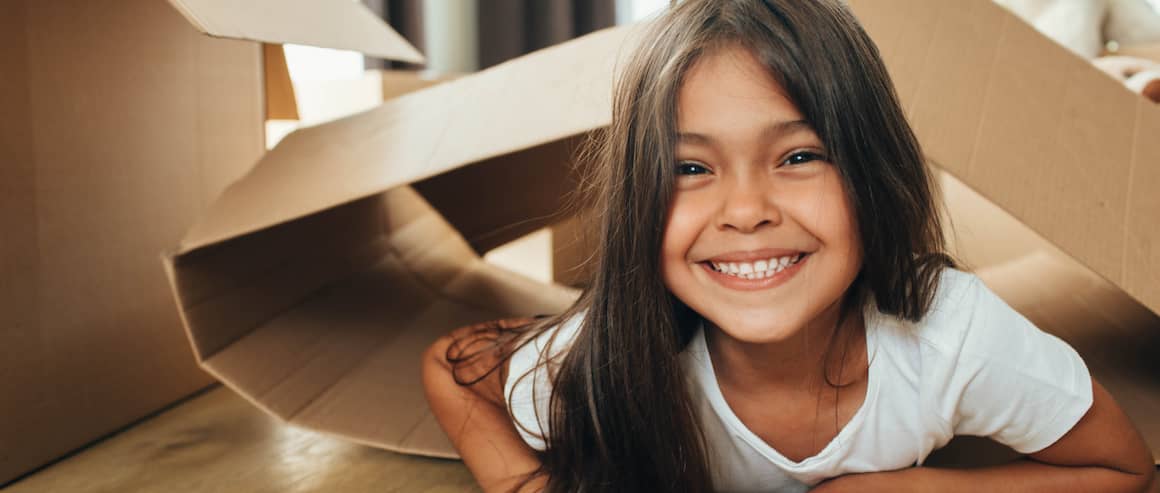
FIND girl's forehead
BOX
[677,45,804,133]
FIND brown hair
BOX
[451,1,953,490]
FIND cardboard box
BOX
[0,0,420,484]
[165,0,1159,462]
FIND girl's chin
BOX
[705,317,804,345]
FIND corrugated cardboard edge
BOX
[164,249,283,418]
[166,0,424,63]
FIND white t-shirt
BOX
[503,269,1093,492]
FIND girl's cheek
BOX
[662,194,711,260]
[667,194,712,232]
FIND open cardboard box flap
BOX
[167,0,424,63]
[166,0,1159,459]
[176,26,631,254]
[169,0,424,122]
[854,0,1160,314]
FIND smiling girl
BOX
[421,1,1156,492]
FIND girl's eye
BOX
[676,161,710,176]
[782,151,826,166]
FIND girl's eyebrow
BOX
[677,119,813,146]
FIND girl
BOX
[422,1,1156,491]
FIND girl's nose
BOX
[716,178,781,233]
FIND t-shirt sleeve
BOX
[503,313,583,451]
[922,271,1093,454]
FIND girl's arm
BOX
[422,324,547,493]
[816,378,1156,492]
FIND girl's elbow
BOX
[423,334,454,374]
[1110,453,1157,493]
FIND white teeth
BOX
[709,253,807,279]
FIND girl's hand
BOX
[422,319,546,493]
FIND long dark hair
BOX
[450,1,953,490]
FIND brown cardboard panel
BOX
[974,20,1134,278]
[1123,105,1160,322]
[173,196,393,361]
[25,0,237,446]
[289,296,498,456]
[896,1,1007,174]
[205,256,436,420]
[263,43,299,121]
[193,20,268,213]
[413,136,587,254]
[177,26,631,254]
[167,0,424,63]
[849,0,1160,316]
[1,0,264,484]
[0,2,50,483]
[285,254,575,457]
[845,0,943,113]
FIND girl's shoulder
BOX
[876,266,1083,385]
[507,311,584,371]
[897,268,1093,454]
[903,266,1024,357]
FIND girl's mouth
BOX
[699,253,810,290]
[705,252,806,280]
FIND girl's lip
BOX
[699,253,810,291]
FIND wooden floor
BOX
[5,386,480,493]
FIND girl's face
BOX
[661,45,863,344]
